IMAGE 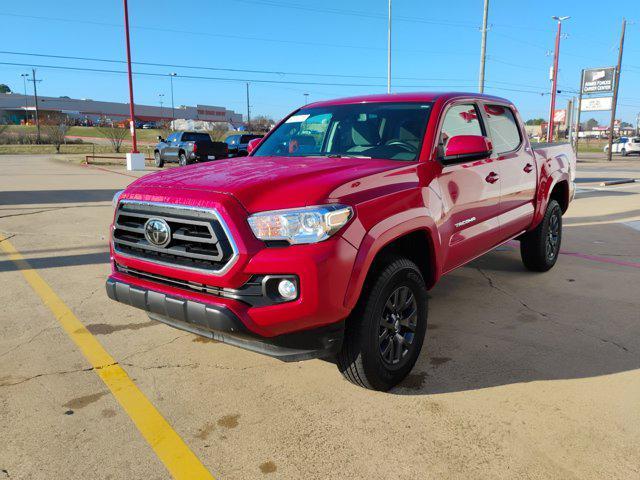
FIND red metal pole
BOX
[123,0,138,153]
[547,20,562,142]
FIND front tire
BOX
[622,148,628,157]
[337,256,428,391]
[520,199,562,272]
[154,151,164,168]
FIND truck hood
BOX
[129,156,410,212]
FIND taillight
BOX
[193,142,198,152]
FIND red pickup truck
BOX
[106,92,575,391]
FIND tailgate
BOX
[194,141,228,157]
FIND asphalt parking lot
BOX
[1,154,639,479]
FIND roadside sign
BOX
[580,96,613,112]
[553,109,566,123]
[581,67,615,94]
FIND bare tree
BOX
[41,113,70,153]
[251,115,275,133]
[96,121,129,153]
[207,122,229,141]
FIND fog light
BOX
[277,279,297,300]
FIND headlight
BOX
[112,190,124,207]
[247,204,353,244]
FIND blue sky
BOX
[2,0,639,125]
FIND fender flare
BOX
[531,170,570,228]
[343,211,441,310]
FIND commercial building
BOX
[0,92,244,126]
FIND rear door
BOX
[435,101,503,273]
[480,103,536,237]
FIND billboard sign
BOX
[581,67,615,94]
[580,96,613,112]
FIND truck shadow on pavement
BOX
[0,189,120,205]
[0,251,109,272]
[393,245,639,395]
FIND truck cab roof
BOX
[307,92,512,108]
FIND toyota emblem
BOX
[144,218,171,247]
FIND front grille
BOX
[113,201,236,273]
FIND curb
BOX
[598,179,638,186]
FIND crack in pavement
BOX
[119,333,191,363]
[475,267,633,355]
[0,327,57,359]
[0,204,110,220]
[0,362,118,387]
[476,267,548,318]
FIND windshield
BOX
[253,102,433,161]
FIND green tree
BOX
[0,84,11,94]
[583,118,599,130]
[525,118,545,126]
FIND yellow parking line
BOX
[0,235,215,480]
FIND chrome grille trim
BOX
[112,200,239,275]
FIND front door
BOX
[434,102,503,273]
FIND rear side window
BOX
[440,104,483,147]
[483,104,521,154]
[182,132,211,142]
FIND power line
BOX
[0,50,556,91]
[0,60,556,96]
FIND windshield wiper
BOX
[326,154,372,159]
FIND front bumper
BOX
[106,278,344,361]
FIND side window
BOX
[483,104,522,154]
[440,104,483,148]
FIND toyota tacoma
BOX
[107,92,575,391]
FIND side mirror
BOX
[247,137,262,154]
[442,135,492,164]
[157,135,164,142]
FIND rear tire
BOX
[337,256,428,391]
[520,199,562,272]
[154,152,164,168]
[179,152,189,166]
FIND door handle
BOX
[524,163,534,173]
[485,172,499,184]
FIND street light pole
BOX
[20,73,29,125]
[30,69,41,142]
[169,73,177,126]
[387,0,392,94]
[303,93,309,105]
[159,93,165,123]
[122,0,138,153]
[547,16,570,142]
[606,18,626,162]
[478,0,489,93]
[246,82,251,130]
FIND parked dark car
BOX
[225,134,264,157]
[154,131,228,167]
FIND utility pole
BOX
[246,82,251,131]
[636,112,640,136]
[304,93,309,105]
[30,69,41,141]
[566,98,574,142]
[574,69,585,154]
[169,72,177,127]
[478,0,489,93]
[20,73,29,125]
[122,0,138,153]
[607,18,626,162]
[387,0,392,94]
[159,93,165,123]
[547,16,570,142]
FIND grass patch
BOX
[0,144,119,155]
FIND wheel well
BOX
[550,180,569,213]
[370,230,435,288]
